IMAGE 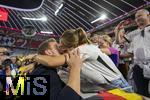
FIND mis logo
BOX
[4,75,49,96]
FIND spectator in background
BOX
[112,38,132,80]
[99,35,119,67]
[1,59,19,78]
[114,9,150,97]
[0,47,10,78]
[90,34,100,47]
[1,59,18,97]
[0,47,9,65]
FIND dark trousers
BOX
[133,65,149,97]
[118,63,129,80]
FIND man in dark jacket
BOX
[22,38,103,100]
[29,38,82,100]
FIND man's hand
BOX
[67,49,83,95]
[114,20,125,33]
[67,49,83,70]
[114,21,126,44]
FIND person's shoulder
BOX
[79,44,99,52]
[82,44,98,49]
[30,64,57,75]
[36,64,57,71]
[127,28,140,36]
[145,25,150,30]
[126,29,140,41]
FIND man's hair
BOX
[136,9,149,15]
[38,38,56,54]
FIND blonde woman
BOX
[99,35,119,67]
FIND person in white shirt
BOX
[114,9,150,97]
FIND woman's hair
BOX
[102,35,112,46]
[60,28,91,48]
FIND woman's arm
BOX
[34,55,66,68]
